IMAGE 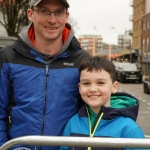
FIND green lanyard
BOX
[86,107,104,150]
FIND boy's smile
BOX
[78,69,118,114]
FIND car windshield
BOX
[122,63,138,71]
[113,62,122,69]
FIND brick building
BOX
[78,35,103,56]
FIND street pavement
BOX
[118,86,150,138]
[136,98,150,138]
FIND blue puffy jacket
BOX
[0,34,90,150]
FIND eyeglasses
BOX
[32,8,67,18]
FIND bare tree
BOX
[0,1,78,37]
[0,0,30,37]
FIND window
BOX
[147,21,150,29]
[143,22,146,30]
[141,2,144,10]
[146,38,149,53]
[136,37,138,46]
[84,47,88,51]
[142,39,145,52]
[138,21,141,29]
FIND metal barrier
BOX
[0,136,150,150]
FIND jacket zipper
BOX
[40,65,49,150]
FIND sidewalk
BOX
[136,99,150,138]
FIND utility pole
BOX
[93,25,98,56]
[109,27,117,61]
[93,35,96,56]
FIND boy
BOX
[60,56,146,150]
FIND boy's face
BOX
[78,69,118,114]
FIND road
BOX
[118,82,150,138]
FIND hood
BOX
[78,92,139,121]
[106,92,139,121]
[18,23,75,55]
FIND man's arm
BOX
[0,50,10,146]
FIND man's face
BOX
[27,0,69,42]
[78,69,118,114]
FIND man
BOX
[0,0,90,149]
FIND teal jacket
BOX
[60,92,146,150]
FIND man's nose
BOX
[47,13,57,22]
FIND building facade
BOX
[78,35,103,56]
[130,0,150,76]
[118,30,132,50]
[132,0,145,50]
[130,0,145,62]
[142,13,150,62]
[142,0,150,76]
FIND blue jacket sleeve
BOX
[60,119,72,150]
[0,52,10,146]
[123,126,147,150]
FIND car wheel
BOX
[116,73,119,81]
[144,84,149,94]
[143,84,146,93]
[120,75,124,83]
[147,86,150,94]
[138,79,142,83]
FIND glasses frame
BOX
[31,8,67,18]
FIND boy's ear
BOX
[78,83,81,94]
[112,81,118,93]
[78,83,80,88]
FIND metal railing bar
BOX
[0,136,150,150]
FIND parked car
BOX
[0,36,17,49]
[113,61,122,70]
[143,76,150,94]
[116,62,142,83]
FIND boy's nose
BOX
[88,86,98,92]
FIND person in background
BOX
[60,56,146,150]
[0,0,90,150]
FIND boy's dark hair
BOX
[79,56,116,83]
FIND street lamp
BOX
[109,27,117,61]
[93,35,96,56]
[124,30,132,62]
[93,25,98,56]
[109,40,111,61]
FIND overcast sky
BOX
[67,0,132,45]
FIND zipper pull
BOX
[46,65,49,76]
